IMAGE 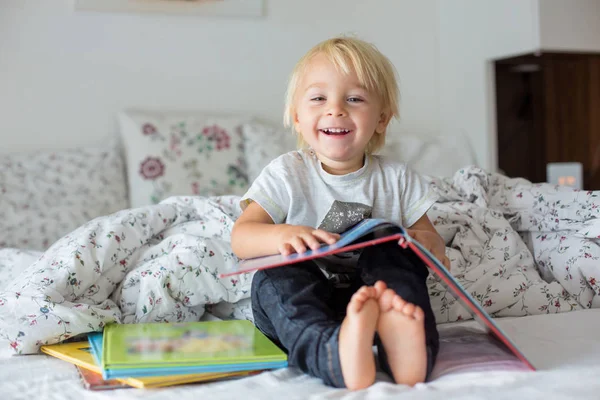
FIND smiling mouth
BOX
[319,128,352,136]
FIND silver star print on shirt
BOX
[318,200,372,234]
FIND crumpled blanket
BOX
[0,167,598,354]
[0,196,253,354]
[426,168,598,322]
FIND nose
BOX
[326,99,347,117]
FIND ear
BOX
[293,110,301,133]
[376,111,392,134]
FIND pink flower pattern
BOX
[133,120,247,204]
[139,157,166,180]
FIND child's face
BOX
[293,54,388,174]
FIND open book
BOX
[429,326,533,380]
[220,218,536,372]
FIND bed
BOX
[1,312,600,399]
[1,248,600,400]
[1,109,599,399]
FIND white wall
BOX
[0,0,440,153]
[4,1,596,171]
[539,0,600,51]
[437,0,540,171]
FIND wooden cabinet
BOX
[495,52,600,190]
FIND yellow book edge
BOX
[40,341,254,389]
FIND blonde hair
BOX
[283,36,400,154]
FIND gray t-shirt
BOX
[241,149,438,280]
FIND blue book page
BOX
[220,218,405,277]
[88,332,104,367]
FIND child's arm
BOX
[406,215,451,270]
[231,201,340,260]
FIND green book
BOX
[97,320,287,379]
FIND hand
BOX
[276,225,340,256]
[406,229,451,271]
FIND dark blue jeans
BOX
[251,241,439,388]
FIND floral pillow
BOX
[119,109,250,207]
[0,143,129,250]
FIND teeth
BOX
[322,128,350,134]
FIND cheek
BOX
[298,109,319,124]
[361,111,382,127]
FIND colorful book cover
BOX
[92,319,288,379]
[220,219,405,277]
[219,218,536,371]
[41,340,254,389]
[76,366,130,390]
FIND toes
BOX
[356,285,377,299]
[352,291,368,304]
[413,306,425,321]
[374,281,387,297]
[379,289,396,312]
[347,295,363,313]
[348,286,379,313]
[401,303,416,317]
[391,297,424,320]
[365,286,378,298]
[391,295,407,311]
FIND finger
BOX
[278,243,293,256]
[407,230,426,243]
[439,255,450,269]
[444,257,452,271]
[312,230,340,244]
[302,234,322,251]
[289,237,307,254]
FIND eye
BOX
[310,96,325,101]
[347,97,363,103]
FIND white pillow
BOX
[0,144,128,250]
[0,248,42,290]
[380,132,476,177]
[241,122,297,182]
[242,122,476,181]
[119,109,251,207]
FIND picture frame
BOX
[75,0,264,18]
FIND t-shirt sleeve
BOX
[240,157,290,224]
[400,165,439,228]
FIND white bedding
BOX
[2,167,598,354]
[1,309,599,400]
[0,166,599,398]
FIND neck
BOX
[318,153,365,175]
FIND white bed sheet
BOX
[1,247,600,399]
[1,308,599,400]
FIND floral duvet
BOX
[0,167,598,354]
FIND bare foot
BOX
[377,288,427,386]
[373,280,388,297]
[339,285,380,390]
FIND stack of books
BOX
[41,319,288,390]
